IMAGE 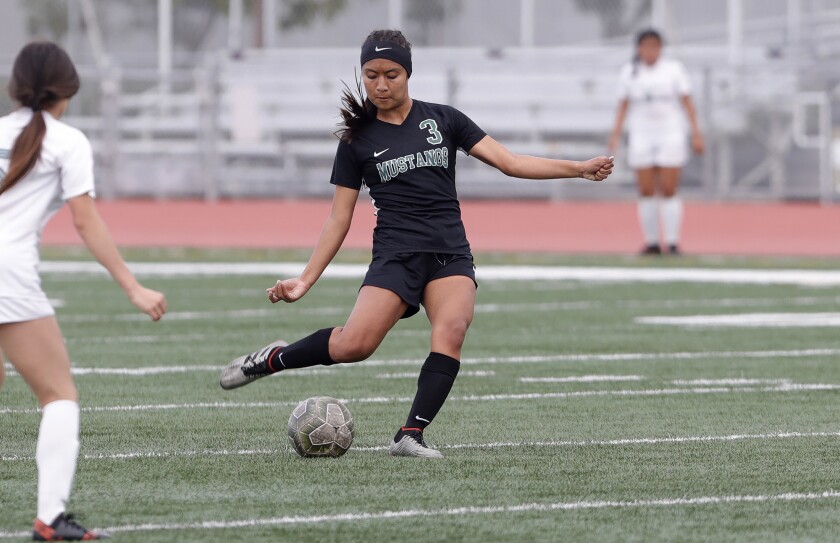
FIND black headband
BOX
[360,40,412,77]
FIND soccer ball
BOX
[287,396,355,457]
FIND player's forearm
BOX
[74,214,140,295]
[506,155,584,179]
[610,100,628,137]
[682,96,702,134]
[300,216,351,286]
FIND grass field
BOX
[3,252,840,542]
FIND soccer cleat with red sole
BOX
[33,513,109,541]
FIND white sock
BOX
[660,197,683,246]
[36,400,80,525]
[637,197,659,246]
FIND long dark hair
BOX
[0,41,80,197]
[632,28,663,77]
[336,29,412,143]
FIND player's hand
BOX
[691,131,705,155]
[267,277,310,304]
[580,155,614,182]
[128,285,167,321]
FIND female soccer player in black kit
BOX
[221,29,613,458]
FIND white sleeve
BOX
[674,61,692,96]
[617,64,633,100]
[59,131,96,200]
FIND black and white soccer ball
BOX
[287,396,355,458]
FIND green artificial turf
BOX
[2,254,840,542]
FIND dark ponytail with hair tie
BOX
[0,42,79,197]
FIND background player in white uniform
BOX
[0,42,167,541]
[608,29,705,255]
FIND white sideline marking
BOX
[39,261,840,286]
[520,375,643,383]
[60,306,346,323]
[2,490,840,537]
[4,430,840,463]
[638,312,840,328]
[2,383,839,415]
[672,378,792,386]
[475,295,840,314]
[377,370,496,379]
[2,364,336,377]
[3,347,838,377]
[379,348,840,367]
[65,333,209,344]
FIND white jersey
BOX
[618,58,691,135]
[0,108,95,322]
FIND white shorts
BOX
[0,294,55,324]
[627,131,688,169]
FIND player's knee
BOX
[435,317,471,350]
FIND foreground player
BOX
[0,42,167,540]
[608,29,704,255]
[221,29,612,457]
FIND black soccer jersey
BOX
[330,100,486,256]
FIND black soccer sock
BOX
[397,352,460,438]
[268,327,336,372]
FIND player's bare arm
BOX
[267,185,359,304]
[469,135,614,181]
[608,98,629,155]
[67,194,166,321]
[681,95,705,154]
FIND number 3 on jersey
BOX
[419,119,442,145]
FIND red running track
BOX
[41,199,840,256]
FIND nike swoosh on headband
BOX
[375,46,392,52]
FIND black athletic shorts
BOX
[362,252,477,319]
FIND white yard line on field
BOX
[3,347,838,378]
[2,364,336,377]
[3,430,840,463]
[53,296,840,323]
[474,296,840,314]
[65,333,210,344]
[672,378,792,386]
[519,375,644,383]
[638,312,840,328]
[39,261,840,286]
[2,490,840,538]
[377,370,496,379]
[60,306,347,323]
[2,383,839,415]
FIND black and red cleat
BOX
[639,244,662,256]
[33,513,109,541]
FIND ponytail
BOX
[335,71,375,143]
[0,41,79,197]
[0,112,47,196]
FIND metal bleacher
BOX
[57,43,830,201]
[71,46,633,199]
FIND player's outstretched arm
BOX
[469,135,614,182]
[267,185,358,304]
[67,194,167,321]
